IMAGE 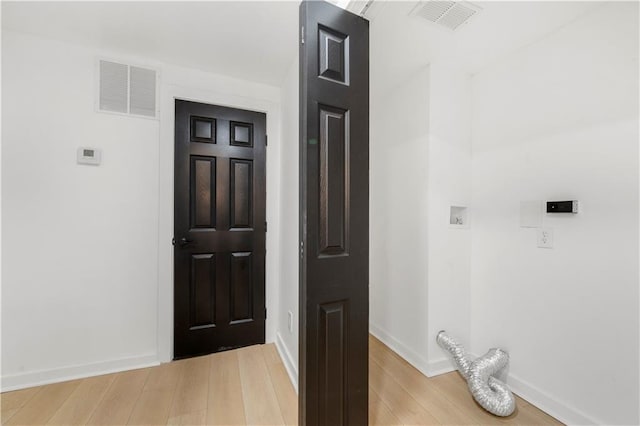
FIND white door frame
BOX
[157,82,281,362]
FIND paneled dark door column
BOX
[174,100,266,359]
[299,2,369,425]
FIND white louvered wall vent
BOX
[98,60,158,119]
[412,1,481,31]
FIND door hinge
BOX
[301,26,305,44]
[265,135,268,146]
[265,221,267,232]
[265,307,268,319]
[172,237,175,246]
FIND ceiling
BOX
[2,1,602,87]
[1,1,300,87]
[367,0,601,94]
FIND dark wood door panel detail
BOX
[318,26,349,85]
[319,105,349,256]
[230,159,253,230]
[191,116,216,143]
[230,121,254,147]
[300,2,369,425]
[230,252,253,323]
[190,253,216,329]
[190,156,216,229]
[318,300,348,426]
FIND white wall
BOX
[369,4,475,378]
[425,63,472,373]
[275,56,299,390]
[2,31,159,389]
[2,30,283,390]
[470,2,639,424]
[369,57,431,371]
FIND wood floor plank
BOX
[5,380,80,425]
[261,344,298,425]
[1,387,40,424]
[369,357,440,425]
[514,403,563,426]
[370,336,476,425]
[127,361,185,425]
[237,345,285,425]
[46,374,115,425]
[369,387,402,425]
[1,337,563,426]
[206,350,246,425]
[86,368,150,425]
[168,356,210,419]
[0,409,19,425]
[167,410,206,426]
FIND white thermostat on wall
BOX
[77,147,101,165]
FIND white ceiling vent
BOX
[98,60,158,119]
[413,1,481,31]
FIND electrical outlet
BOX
[287,311,293,333]
[537,228,553,248]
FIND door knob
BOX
[179,237,194,247]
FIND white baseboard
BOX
[369,324,429,374]
[275,332,298,394]
[507,373,599,425]
[424,356,456,377]
[1,354,159,392]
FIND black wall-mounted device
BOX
[547,200,578,213]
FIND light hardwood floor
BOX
[1,336,562,425]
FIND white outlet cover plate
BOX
[537,228,553,248]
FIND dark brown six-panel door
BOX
[299,2,369,425]
[174,100,266,359]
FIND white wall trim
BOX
[157,82,281,362]
[1,354,159,392]
[275,332,298,394]
[424,356,456,377]
[508,373,600,426]
[369,323,436,378]
[369,323,456,377]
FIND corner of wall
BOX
[369,323,431,377]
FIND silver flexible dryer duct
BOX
[436,331,516,417]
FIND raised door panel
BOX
[230,252,253,323]
[190,254,216,329]
[319,106,349,256]
[230,159,253,229]
[190,116,216,143]
[318,300,348,426]
[318,26,349,85]
[190,156,216,229]
[230,121,254,147]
